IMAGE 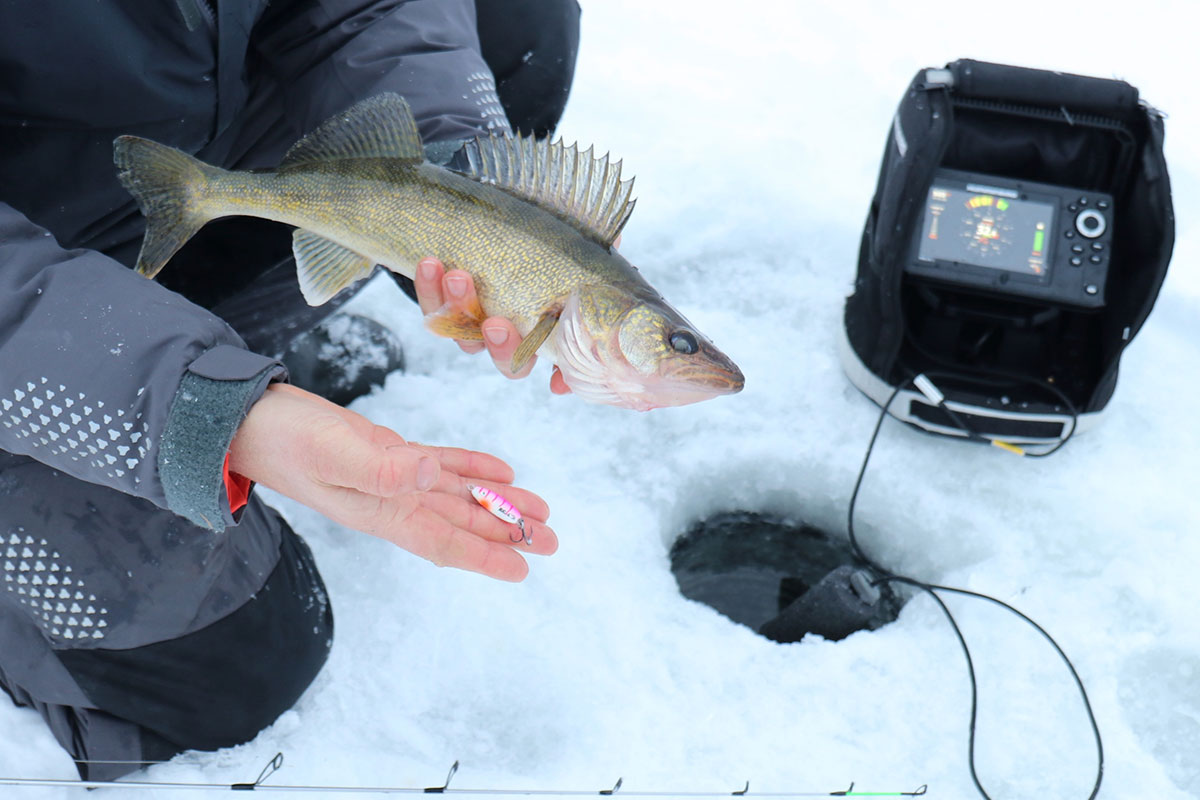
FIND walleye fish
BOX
[113,94,744,410]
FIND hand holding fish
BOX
[228,383,557,582]
[414,257,571,395]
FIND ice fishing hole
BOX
[669,511,904,643]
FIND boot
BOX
[281,313,405,406]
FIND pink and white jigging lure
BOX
[468,484,531,546]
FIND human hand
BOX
[228,383,557,582]
[414,257,571,395]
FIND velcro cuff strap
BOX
[159,346,286,532]
[188,345,284,381]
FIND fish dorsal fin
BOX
[281,93,424,167]
[463,134,636,249]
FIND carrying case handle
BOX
[943,58,1140,117]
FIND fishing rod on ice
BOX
[0,752,929,797]
[846,370,1103,800]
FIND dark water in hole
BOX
[670,510,901,637]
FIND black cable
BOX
[899,323,1083,457]
[847,379,1103,800]
[915,368,1080,458]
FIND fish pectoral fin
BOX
[293,229,377,306]
[424,298,487,341]
[510,311,559,373]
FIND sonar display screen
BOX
[916,183,1056,277]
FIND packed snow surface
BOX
[3,1,1198,797]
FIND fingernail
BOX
[484,325,508,346]
[416,457,438,491]
[445,274,468,298]
[418,259,441,281]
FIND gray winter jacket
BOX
[0,0,511,531]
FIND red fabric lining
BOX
[223,453,251,515]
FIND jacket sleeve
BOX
[0,203,284,532]
[251,0,512,154]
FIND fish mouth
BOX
[665,360,745,395]
[561,368,741,412]
[629,362,744,411]
[625,380,740,411]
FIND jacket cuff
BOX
[159,346,287,531]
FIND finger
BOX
[403,445,550,521]
[305,416,439,497]
[407,443,516,485]
[441,269,477,312]
[550,366,572,395]
[420,491,558,555]
[392,506,532,582]
[415,257,447,315]
[317,485,543,580]
[439,270,496,355]
[481,317,537,379]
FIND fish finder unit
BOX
[906,169,1113,309]
[841,59,1174,446]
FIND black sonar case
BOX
[841,58,1175,445]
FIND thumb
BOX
[232,385,441,499]
[311,424,441,498]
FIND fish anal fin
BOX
[293,229,377,306]
[424,298,488,342]
[462,135,636,249]
[281,93,424,167]
[510,311,559,373]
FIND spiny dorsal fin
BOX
[462,134,636,249]
[281,93,423,167]
[293,229,377,305]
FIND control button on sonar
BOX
[1076,209,1107,239]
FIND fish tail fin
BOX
[114,136,220,278]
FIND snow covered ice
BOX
[3,1,1199,797]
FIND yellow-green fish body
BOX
[211,160,634,328]
[114,94,744,410]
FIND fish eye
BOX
[669,330,699,354]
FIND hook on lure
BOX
[468,484,531,546]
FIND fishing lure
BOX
[468,484,531,545]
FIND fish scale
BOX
[215,160,626,331]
